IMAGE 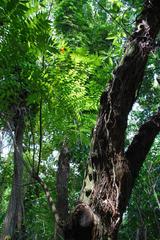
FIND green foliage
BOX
[24,181,54,239]
[0,0,160,239]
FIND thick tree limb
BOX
[126,112,160,181]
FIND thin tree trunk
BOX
[135,226,147,240]
[33,142,70,240]
[55,142,70,240]
[1,113,25,240]
[64,1,160,239]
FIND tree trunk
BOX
[1,112,25,240]
[33,142,70,240]
[136,226,147,240]
[64,1,160,239]
[55,142,70,240]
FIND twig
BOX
[28,111,36,172]
[47,0,54,20]
[37,92,43,175]
[97,1,130,36]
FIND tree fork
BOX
[65,1,160,239]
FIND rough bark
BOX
[1,112,25,240]
[54,142,70,240]
[65,1,160,240]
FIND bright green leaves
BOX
[26,12,52,52]
[41,47,103,146]
[0,0,53,114]
[1,1,159,239]
[108,0,123,13]
[0,0,30,26]
[54,0,88,36]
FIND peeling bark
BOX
[65,1,160,239]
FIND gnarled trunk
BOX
[1,113,25,240]
[64,1,160,239]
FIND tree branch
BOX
[33,174,59,221]
[37,96,43,175]
[91,1,160,166]
[28,111,36,173]
[125,111,160,181]
[98,2,130,36]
